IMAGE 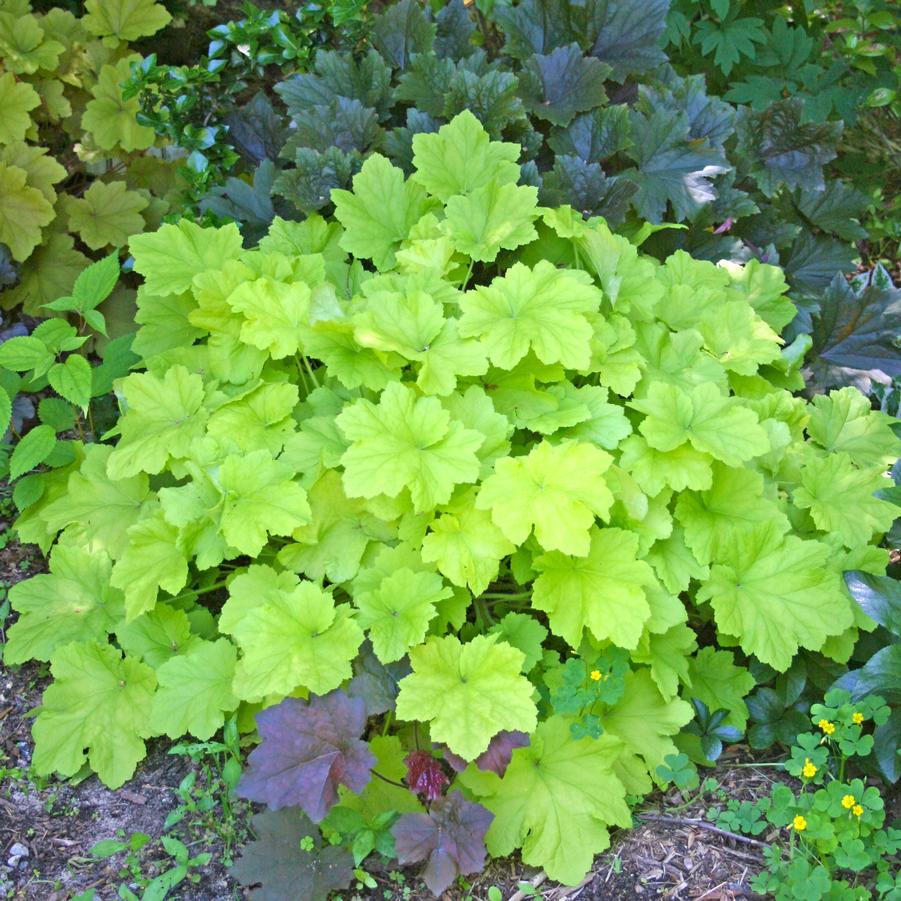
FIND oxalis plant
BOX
[6,112,900,897]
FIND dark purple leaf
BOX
[237,692,375,822]
[231,808,354,901]
[392,792,494,896]
[519,44,611,126]
[347,640,411,716]
[443,730,530,777]
[809,267,901,382]
[404,750,449,800]
[736,98,842,197]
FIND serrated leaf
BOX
[736,99,842,197]
[150,640,239,740]
[0,162,55,262]
[4,545,121,665]
[395,634,537,761]
[623,110,728,222]
[129,220,243,297]
[460,717,631,885]
[10,423,56,479]
[809,268,901,382]
[411,110,520,202]
[332,155,438,271]
[0,72,39,144]
[369,0,435,69]
[231,808,354,901]
[355,568,451,663]
[698,523,855,670]
[337,381,482,514]
[393,793,493,895]
[64,181,148,251]
[477,439,613,556]
[82,57,156,152]
[519,44,610,126]
[82,0,171,42]
[533,526,653,649]
[459,261,601,369]
[48,355,92,410]
[444,180,538,262]
[237,692,375,821]
[33,641,156,788]
[227,582,363,699]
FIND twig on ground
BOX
[508,871,547,901]
[636,814,769,849]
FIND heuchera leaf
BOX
[238,692,375,822]
[460,717,631,885]
[5,545,121,664]
[32,641,156,789]
[392,792,493,896]
[231,808,354,901]
[809,267,901,384]
[404,750,449,800]
[443,730,530,776]
[532,526,654,649]
[476,439,614,556]
[518,44,611,126]
[736,99,842,197]
[395,634,537,761]
[698,523,855,670]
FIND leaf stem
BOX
[481,591,531,600]
[460,258,475,291]
[371,769,407,791]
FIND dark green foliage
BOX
[204,0,875,310]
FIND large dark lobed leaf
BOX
[237,691,375,822]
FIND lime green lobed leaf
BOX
[130,220,243,297]
[395,634,537,761]
[5,545,122,664]
[150,639,239,740]
[697,523,855,670]
[792,453,897,549]
[337,381,483,513]
[477,439,614,556]
[459,261,602,370]
[461,718,631,886]
[333,154,438,271]
[228,582,363,700]
[411,110,520,202]
[355,568,451,663]
[533,526,654,650]
[33,641,156,788]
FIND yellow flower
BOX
[852,805,863,817]
[818,719,835,735]
[590,670,602,682]
[841,794,855,809]
[802,758,817,779]
[792,815,807,832]
[852,712,864,725]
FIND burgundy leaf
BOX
[443,730,530,776]
[231,807,354,901]
[392,792,494,896]
[404,750,449,800]
[237,691,375,822]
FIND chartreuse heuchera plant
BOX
[7,112,900,896]
[0,0,178,313]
